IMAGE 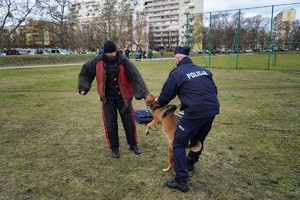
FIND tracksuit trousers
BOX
[102,98,138,150]
[173,115,215,183]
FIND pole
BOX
[192,31,208,68]
[235,9,241,69]
[268,5,274,69]
[186,13,189,47]
[208,12,212,68]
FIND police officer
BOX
[155,47,220,192]
[78,40,148,158]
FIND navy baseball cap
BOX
[174,47,190,56]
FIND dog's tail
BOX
[187,140,202,152]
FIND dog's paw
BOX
[145,131,149,135]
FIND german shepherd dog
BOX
[145,93,202,172]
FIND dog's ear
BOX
[145,93,155,104]
[143,90,149,99]
[148,93,156,102]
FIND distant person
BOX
[125,48,130,59]
[98,49,104,55]
[135,48,142,61]
[148,49,153,60]
[142,50,147,59]
[160,48,164,59]
[78,40,148,158]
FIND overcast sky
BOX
[204,0,298,12]
[203,0,299,19]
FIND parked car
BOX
[192,49,210,54]
[50,48,70,54]
[0,50,6,56]
[40,50,52,55]
[192,49,201,53]
[225,49,232,54]
[6,49,20,55]
[243,49,253,53]
[81,51,96,54]
[18,50,29,55]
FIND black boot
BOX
[164,179,189,193]
[186,157,195,172]
[187,163,194,172]
[129,145,141,155]
[112,149,120,158]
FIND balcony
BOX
[188,3,195,8]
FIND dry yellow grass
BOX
[0,57,299,199]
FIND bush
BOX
[0,54,96,67]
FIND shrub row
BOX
[0,54,96,67]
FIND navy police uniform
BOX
[157,47,219,185]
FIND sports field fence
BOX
[189,2,300,70]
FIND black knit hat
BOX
[104,40,117,53]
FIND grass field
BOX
[1,51,299,70]
[0,54,299,199]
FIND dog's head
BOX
[145,93,156,105]
[145,93,161,111]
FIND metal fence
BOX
[194,3,300,70]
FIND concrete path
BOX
[0,57,176,70]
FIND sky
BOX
[203,0,299,12]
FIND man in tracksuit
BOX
[78,40,148,158]
[156,47,220,192]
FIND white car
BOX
[50,48,70,54]
[0,50,6,56]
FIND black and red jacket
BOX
[78,52,148,106]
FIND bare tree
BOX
[101,0,118,42]
[80,19,106,52]
[148,24,155,50]
[242,15,269,50]
[132,12,147,51]
[291,20,300,49]
[193,13,203,49]
[0,0,41,50]
[282,21,293,42]
[209,12,234,50]
[206,11,270,52]
[117,0,133,50]
[68,0,134,52]
[40,0,73,49]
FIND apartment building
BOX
[69,0,145,50]
[16,20,50,48]
[144,0,203,50]
[273,9,296,42]
[69,0,203,50]
[69,0,143,21]
[69,0,101,20]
